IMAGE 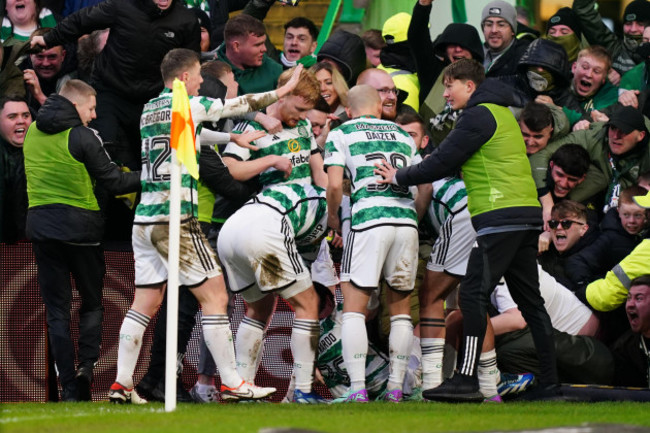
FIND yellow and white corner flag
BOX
[170,78,199,179]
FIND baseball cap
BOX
[607,106,647,135]
[633,190,650,208]
[382,13,411,44]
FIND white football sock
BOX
[115,309,150,389]
[234,316,265,383]
[291,318,319,393]
[421,337,445,389]
[478,349,499,398]
[387,314,413,391]
[202,314,241,388]
[341,312,367,392]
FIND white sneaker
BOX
[220,380,276,401]
[190,384,219,403]
[109,382,147,404]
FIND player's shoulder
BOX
[232,119,265,133]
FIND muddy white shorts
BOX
[217,205,312,303]
[340,225,418,291]
[132,218,222,288]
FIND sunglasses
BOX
[548,219,585,230]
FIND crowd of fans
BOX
[1,0,650,404]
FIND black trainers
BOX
[60,384,78,402]
[176,378,194,403]
[76,364,93,401]
[136,377,194,403]
[136,377,164,402]
[422,374,484,402]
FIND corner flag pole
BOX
[165,149,181,413]
[165,78,197,412]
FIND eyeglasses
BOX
[377,88,400,96]
[548,219,585,230]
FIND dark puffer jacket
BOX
[44,0,200,104]
[500,38,581,111]
[317,30,366,86]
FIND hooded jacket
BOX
[23,94,140,243]
[506,38,582,112]
[408,1,484,105]
[395,78,541,232]
[317,30,366,87]
[44,0,200,104]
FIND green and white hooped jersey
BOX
[251,183,328,246]
[135,90,228,224]
[223,119,318,188]
[324,117,418,231]
[318,303,389,398]
[429,177,468,234]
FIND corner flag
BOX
[170,78,199,179]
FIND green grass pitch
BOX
[2,401,650,433]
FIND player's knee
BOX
[287,286,319,319]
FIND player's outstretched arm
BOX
[229,130,266,151]
[223,155,291,181]
[217,65,303,121]
[275,64,304,99]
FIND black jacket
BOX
[485,37,531,79]
[25,94,140,243]
[408,1,483,104]
[208,0,249,49]
[0,137,27,243]
[317,30,366,86]
[395,78,540,232]
[506,38,581,112]
[538,225,599,290]
[566,208,647,288]
[44,0,200,103]
[197,73,258,224]
[611,331,650,387]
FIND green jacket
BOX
[562,81,620,126]
[0,42,28,99]
[528,121,650,203]
[586,239,650,311]
[620,62,647,91]
[216,43,282,95]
